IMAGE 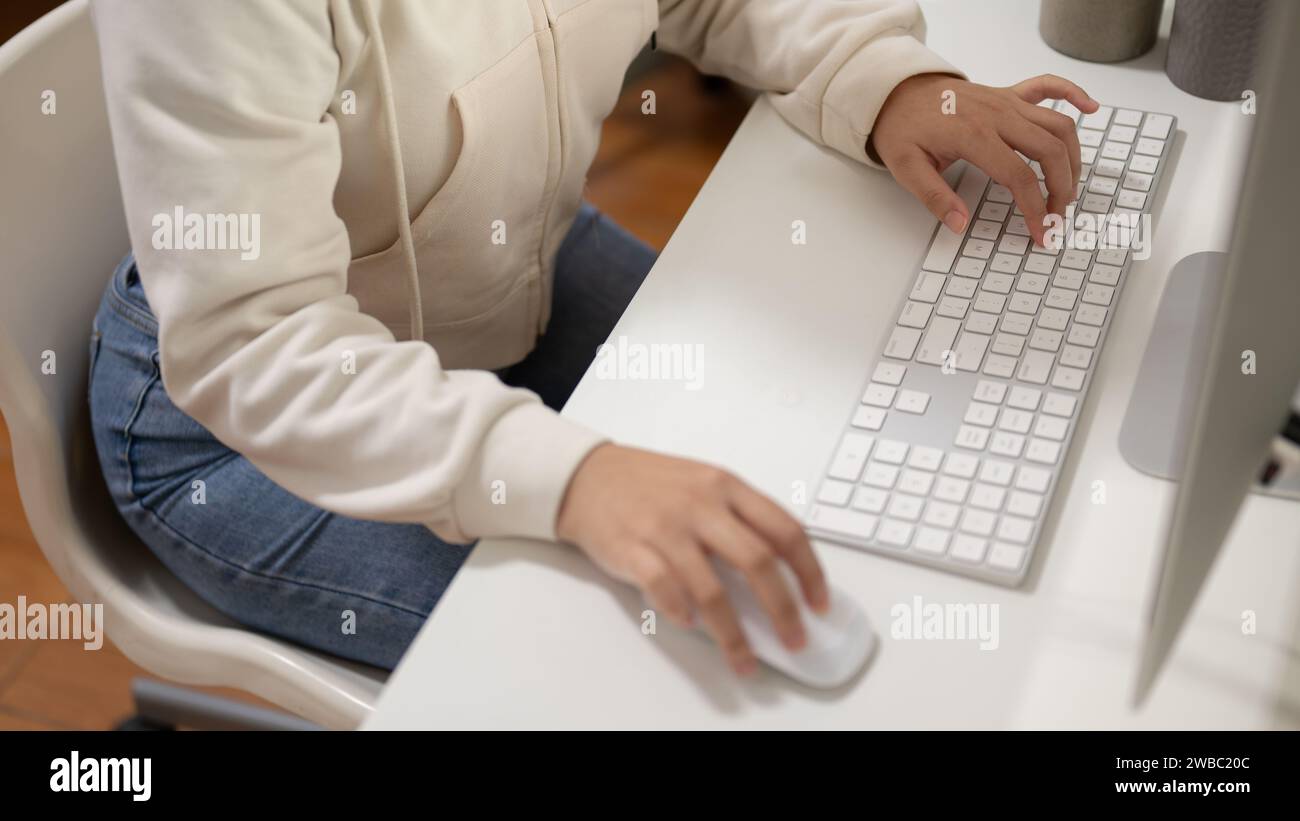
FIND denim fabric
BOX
[88,204,656,669]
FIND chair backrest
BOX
[0,0,132,596]
[0,2,387,728]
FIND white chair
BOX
[0,0,387,729]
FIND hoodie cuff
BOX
[445,402,607,543]
[819,33,965,170]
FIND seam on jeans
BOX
[107,270,160,335]
[120,369,161,504]
[128,498,431,621]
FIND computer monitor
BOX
[1135,0,1300,703]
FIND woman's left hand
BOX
[870,73,1100,248]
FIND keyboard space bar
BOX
[920,165,990,274]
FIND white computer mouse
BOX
[701,560,876,689]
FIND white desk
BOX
[365,0,1300,729]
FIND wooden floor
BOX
[0,53,748,729]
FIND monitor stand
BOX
[1118,251,1300,500]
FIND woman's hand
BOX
[556,443,829,676]
[870,73,1099,247]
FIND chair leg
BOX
[118,678,322,731]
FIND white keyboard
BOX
[807,101,1176,586]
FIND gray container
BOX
[1040,0,1163,63]
[1166,0,1273,101]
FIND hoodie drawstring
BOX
[362,0,425,342]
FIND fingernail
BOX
[943,210,967,234]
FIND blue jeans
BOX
[88,204,655,669]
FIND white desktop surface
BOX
[365,0,1300,729]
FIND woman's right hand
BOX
[555,443,829,675]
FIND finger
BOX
[627,545,693,628]
[887,146,969,234]
[727,483,829,613]
[1018,100,1082,189]
[658,535,755,675]
[697,510,805,651]
[997,116,1073,219]
[1010,73,1098,114]
[964,132,1049,246]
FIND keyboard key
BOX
[988,542,1027,572]
[895,389,930,414]
[1016,273,1049,295]
[828,433,874,480]
[955,424,990,450]
[910,272,945,303]
[1096,248,1128,266]
[934,476,970,505]
[1029,328,1062,352]
[1087,176,1118,196]
[1017,350,1055,384]
[923,500,961,528]
[983,272,1015,294]
[1135,137,1164,156]
[1080,193,1111,213]
[1033,415,1069,441]
[1114,108,1142,127]
[1037,307,1070,332]
[914,527,950,555]
[990,253,1021,275]
[954,257,986,278]
[947,276,978,299]
[970,218,1001,241]
[1107,124,1136,143]
[1089,263,1120,286]
[963,238,994,260]
[887,494,923,521]
[1123,171,1153,192]
[943,453,979,478]
[997,408,1034,434]
[877,519,914,548]
[1060,250,1091,270]
[851,486,889,514]
[1015,465,1052,493]
[951,534,988,563]
[1005,490,1044,518]
[973,380,1007,404]
[1045,287,1078,311]
[862,382,896,407]
[1000,313,1032,335]
[916,316,961,365]
[1059,344,1093,369]
[874,439,909,464]
[987,183,1014,203]
[1053,268,1084,290]
[1005,214,1031,237]
[863,462,900,488]
[1101,141,1130,161]
[1079,145,1097,164]
[898,300,933,328]
[965,311,999,335]
[851,405,886,430]
[1093,158,1126,178]
[921,168,988,274]
[1006,386,1041,410]
[1008,293,1040,314]
[1141,113,1172,139]
[953,331,990,371]
[960,509,997,537]
[978,201,1010,222]
[991,332,1024,357]
[998,234,1029,255]
[973,291,1006,314]
[1080,105,1112,130]
[1078,129,1103,148]
[1067,324,1100,347]
[872,362,906,385]
[908,446,944,471]
[817,479,853,505]
[982,354,1016,378]
[1041,392,1077,417]
[965,401,1000,427]
[1051,365,1086,391]
[1117,189,1147,209]
[1025,438,1062,464]
[1024,251,1056,275]
[969,483,1006,511]
[989,431,1025,458]
[979,459,1016,486]
[1129,154,1159,174]
[885,325,922,359]
[936,295,971,319]
[997,515,1035,544]
[1076,304,1107,326]
[808,505,878,540]
[898,468,935,496]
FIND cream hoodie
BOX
[90,0,958,544]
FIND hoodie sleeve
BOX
[89,0,605,544]
[656,0,964,168]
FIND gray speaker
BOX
[1165,0,1274,101]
